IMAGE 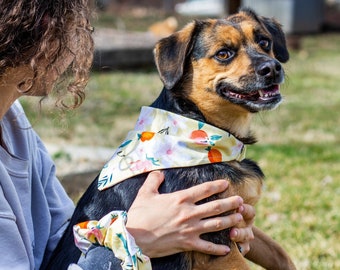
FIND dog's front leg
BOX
[191,242,251,270]
[225,176,296,269]
[246,226,296,270]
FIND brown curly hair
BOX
[0,0,94,108]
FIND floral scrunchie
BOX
[73,211,151,270]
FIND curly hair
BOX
[0,0,94,108]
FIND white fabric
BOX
[98,107,245,190]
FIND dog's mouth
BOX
[220,84,282,112]
[228,85,280,101]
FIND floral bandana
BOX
[98,106,246,191]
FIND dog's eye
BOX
[258,39,271,51]
[215,49,234,61]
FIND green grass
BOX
[247,33,340,269]
[20,33,340,269]
[21,71,162,145]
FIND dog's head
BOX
[154,8,289,136]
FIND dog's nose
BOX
[256,60,282,80]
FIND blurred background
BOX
[20,1,339,269]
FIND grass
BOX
[20,32,340,269]
[21,71,162,145]
[247,33,340,269]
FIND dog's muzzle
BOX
[217,59,284,112]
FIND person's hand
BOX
[230,203,256,255]
[126,171,248,258]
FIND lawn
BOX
[247,33,340,269]
[20,32,340,269]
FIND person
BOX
[0,0,255,269]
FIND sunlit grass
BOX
[247,33,340,269]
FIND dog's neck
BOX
[197,103,254,142]
[151,88,256,144]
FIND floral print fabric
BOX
[73,211,151,270]
[98,106,246,190]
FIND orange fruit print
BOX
[140,131,155,142]
[77,221,90,229]
[208,148,222,163]
[190,129,208,141]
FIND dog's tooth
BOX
[259,90,264,97]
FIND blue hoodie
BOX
[0,101,74,269]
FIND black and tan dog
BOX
[47,8,296,270]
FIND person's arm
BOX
[34,135,75,267]
[72,171,255,269]
[73,171,254,259]
[0,181,33,269]
[126,170,255,257]
[0,102,75,269]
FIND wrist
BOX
[73,211,152,269]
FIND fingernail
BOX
[221,180,229,189]
[152,170,164,177]
[230,229,238,239]
[237,213,243,222]
[238,205,245,213]
[225,246,231,254]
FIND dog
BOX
[46,8,296,270]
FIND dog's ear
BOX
[260,17,289,63]
[154,22,197,89]
[240,8,289,63]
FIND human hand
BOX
[126,171,247,258]
[230,203,256,255]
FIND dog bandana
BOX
[73,211,151,270]
[98,106,246,191]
